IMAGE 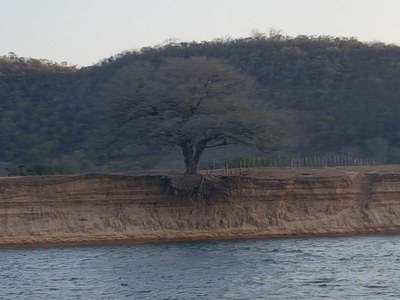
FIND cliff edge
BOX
[1,165,400,246]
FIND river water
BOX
[1,235,399,299]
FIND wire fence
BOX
[204,152,376,175]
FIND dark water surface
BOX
[1,235,400,299]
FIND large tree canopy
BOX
[104,56,274,173]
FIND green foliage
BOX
[0,34,399,173]
[6,163,67,176]
[87,35,400,159]
[5,150,95,176]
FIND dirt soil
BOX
[0,165,400,247]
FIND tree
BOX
[103,56,274,174]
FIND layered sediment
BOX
[0,166,400,246]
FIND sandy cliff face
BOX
[0,166,400,246]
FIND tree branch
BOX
[204,141,230,148]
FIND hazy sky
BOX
[1,0,400,66]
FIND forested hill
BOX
[1,34,399,174]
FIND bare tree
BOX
[104,56,274,174]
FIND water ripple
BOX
[1,235,400,299]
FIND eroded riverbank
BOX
[1,165,400,247]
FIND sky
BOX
[1,0,400,66]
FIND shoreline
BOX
[3,229,400,250]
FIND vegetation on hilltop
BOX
[0,33,399,174]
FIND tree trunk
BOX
[185,158,198,174]
[181,141,206,174]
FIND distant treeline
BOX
[0,33,399,174]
